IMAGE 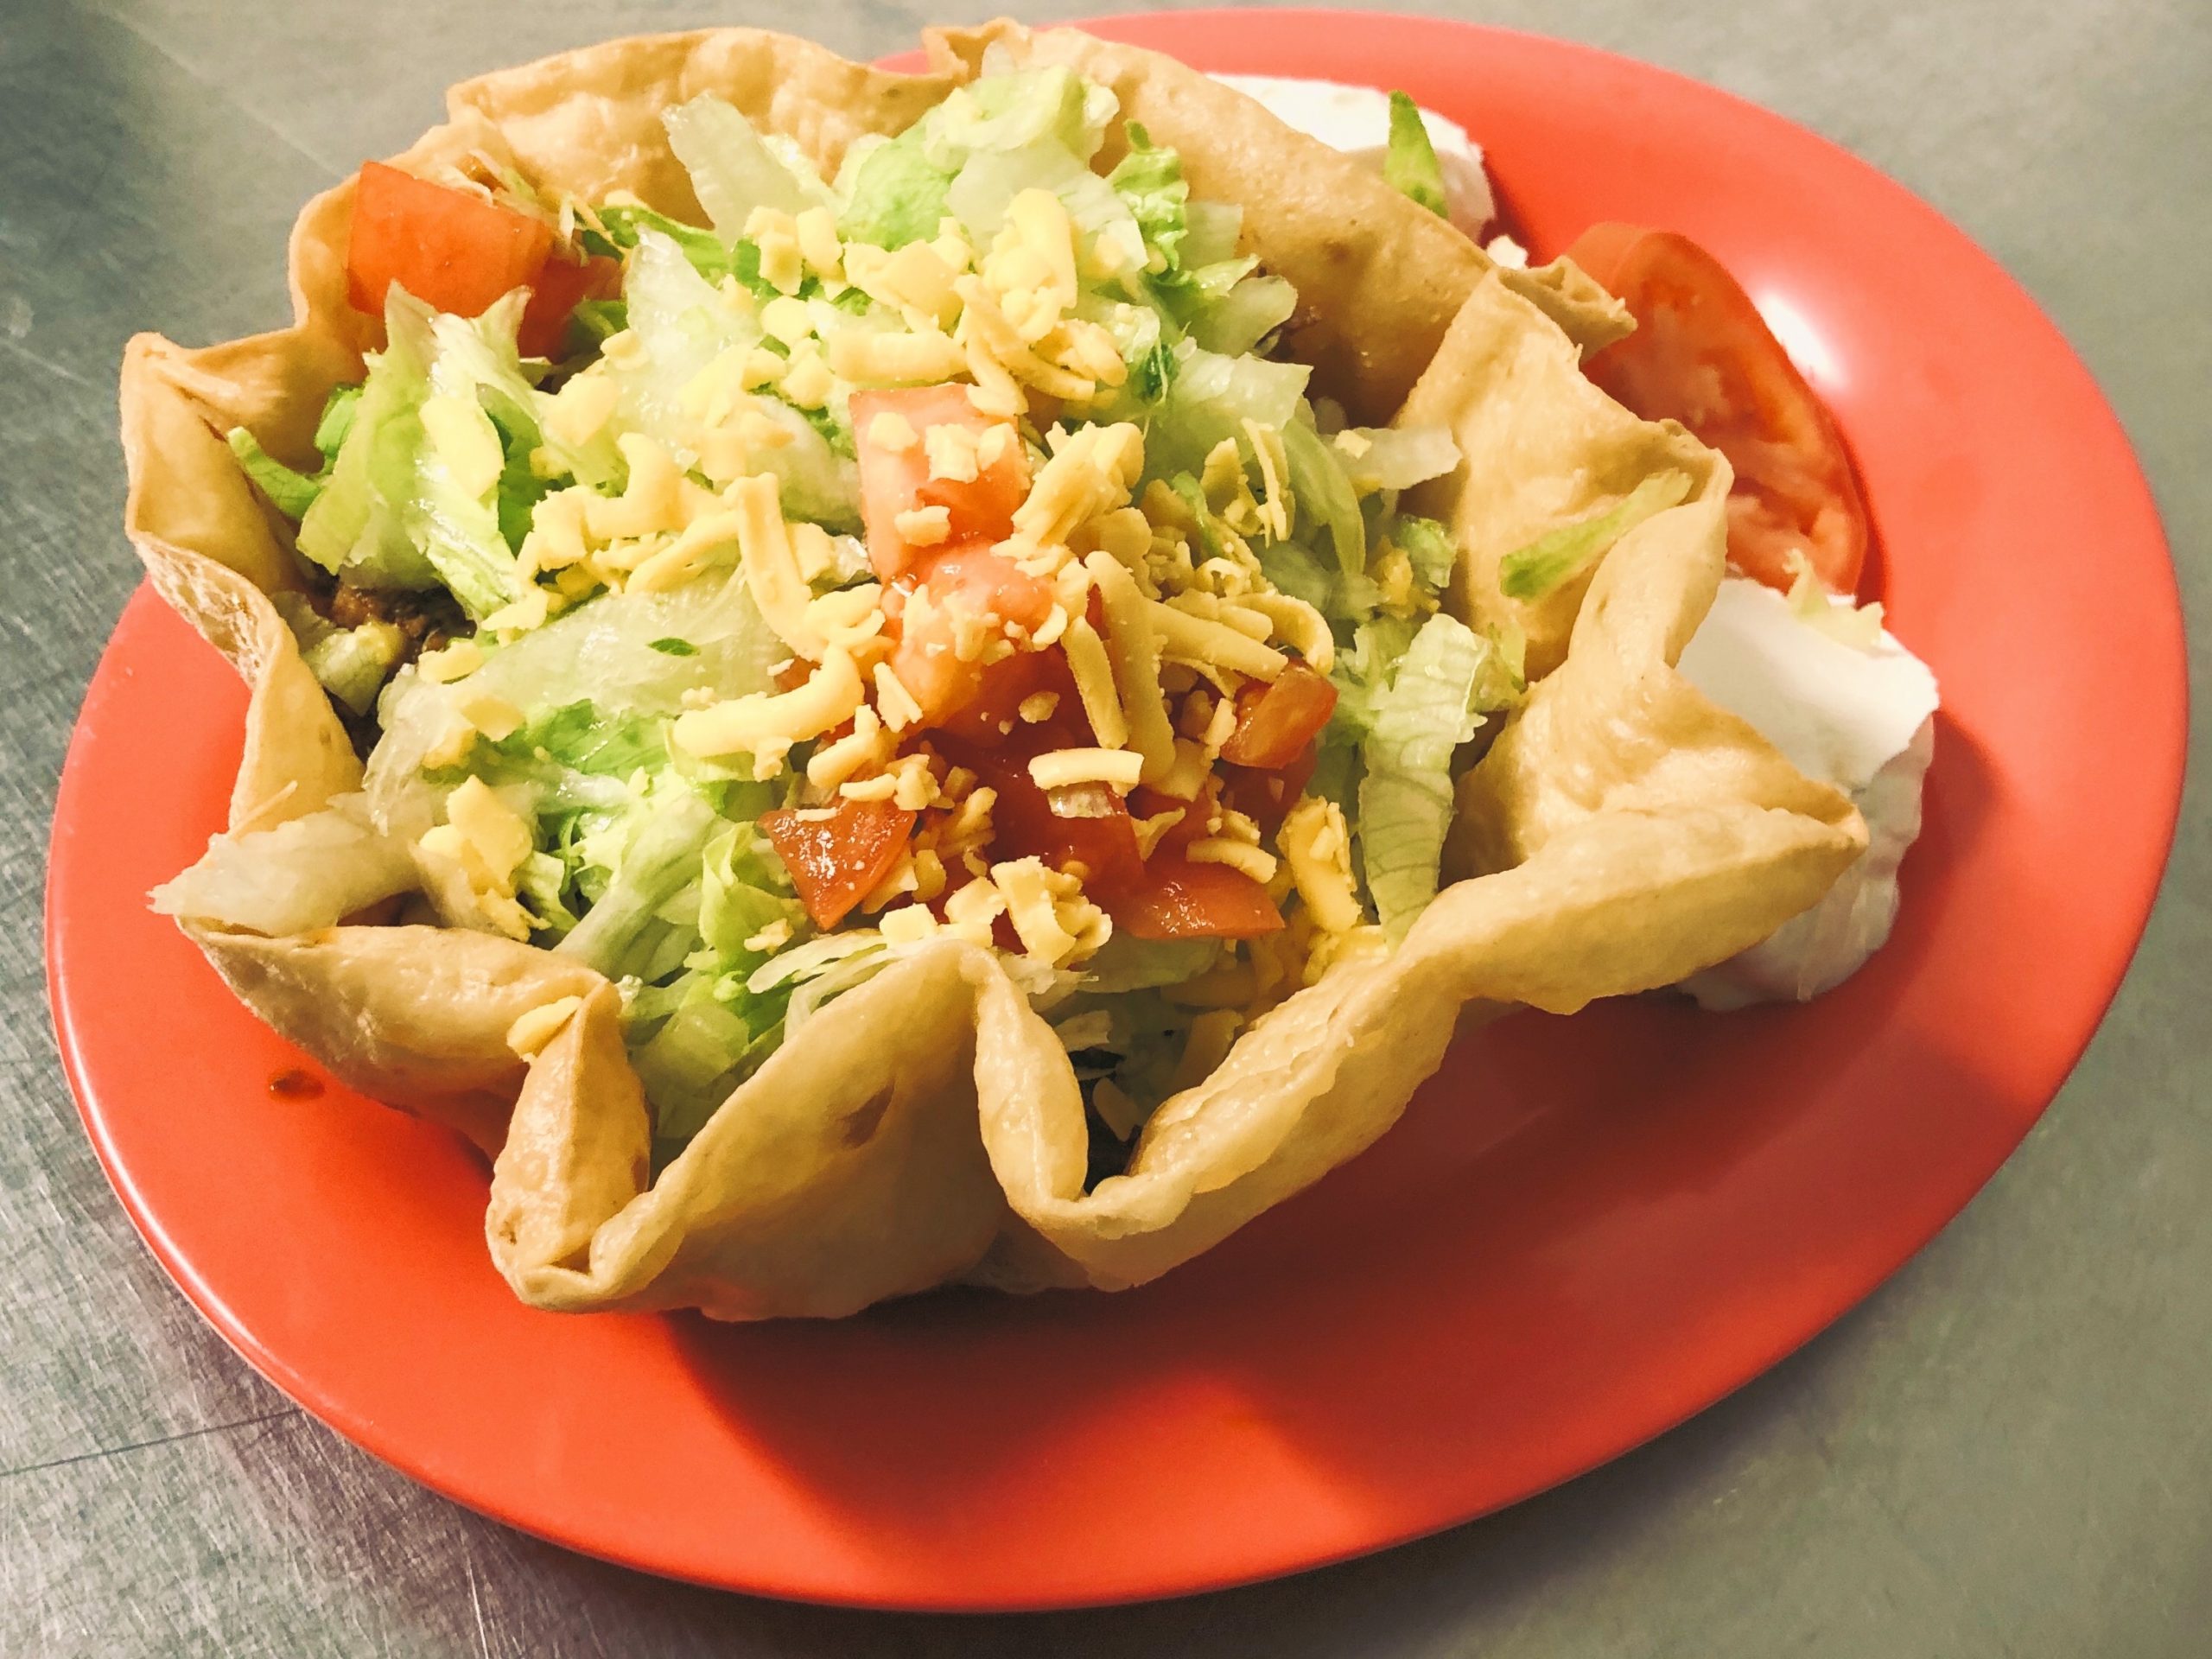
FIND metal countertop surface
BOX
[3,1,2205,1653]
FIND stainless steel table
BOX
[5,1,2204,1651]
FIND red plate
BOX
[48,10,2183,1610]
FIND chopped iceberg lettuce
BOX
[228,429,324,518]
[1357,612,1493,941]
[1106,122,1187,269]
[270,591,405,716]
[918,67,1118,168]
[663,95,833,236]
[1497,469,1693,601]
[296,293,442,593]
[836,133,955,249]
[1382,90,1448,217]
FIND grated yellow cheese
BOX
[417,639,483,683]
[867,410,918,452]
[505,996,583,1060]
[872,662,925,732]
[893,504,952,547]
[1278,795,1363,935]
[671,647,863,764]
[1027,747,1144,792]
[1059,617,1128,750]
[1083,551,1176,785]
[543,371,620,450]
[1149,600,1287,680]
[420,393,504,499]
[727,474,825,658]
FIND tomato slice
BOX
[518,252,621,359]
[885,542,1058,729]
[759,799,917,930]
[850,385,1029,581]
[1111,855,1284,940]
[1221,664,1338,769]
[1565,223,1870,595]
[346,162,556,323]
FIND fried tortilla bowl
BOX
[118,20,1863,1319]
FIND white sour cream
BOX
[1675,576,1941,1008]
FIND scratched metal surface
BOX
[4,0,2206,1651]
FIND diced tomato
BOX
[1111,855,1284,940]
[1565,223,1871,595]
[1221,664,1338,770]
[518,252,621,359]
[938,734,1145,896]
[850,385,1029,581]
[885,542,1058,728]
[1128,781,1213,855]
[759,799,917,930]
[1219,751,1316,836]
[346,162,555,322]
[931,644,1085,747]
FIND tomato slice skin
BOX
[849,385,1029,581]
[1111,855,1284,941]
[1565,223,1870,595]
[346,162,556,323]
[1221,664,1338,770]
[760,799,917,931]
[518,252,621,359]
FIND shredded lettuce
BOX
[228,429,324,518]
[1107,122,1187,270]
[1279,417,1366,578]
[295,292,442,593]
[1338,426,1460,494]
[1187,274,1294,358]
[1391,514,1460,592]
[1144,345,1311,479]
[607,231,857,525]
[836,134,955,249]
[1382,91,1448,218]
[664,95,832,236]
[1498,469,1694,601]
[270,592,404,716]
[919,67,1118,168]
[1357,613,1494,941]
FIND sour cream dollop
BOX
[1675,577,1941,1008]
[1211,75,1496,239]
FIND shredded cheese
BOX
[1027,747,1144,792]
[505,996,583,1060]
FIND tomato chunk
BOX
[1565,224,1870,595]
[938,732,1145,896]
[346,162,556,323]
[885,542,1058,728]
[760,799,917,930]
[850,385,1029,581]
[1218,753,1316,836]
[518,251,621,359]
[1111,855,1284,940]
[1221,664,1338,769]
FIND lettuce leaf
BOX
[664,95,832,236]
[1497,469,1693,601]
[1382,91,1448,218]
[836,133,955,249]
[227,429,324,519]
[1357,613,1492,941]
